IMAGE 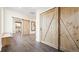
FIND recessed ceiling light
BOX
[30,12,35,15]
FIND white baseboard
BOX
[41,40,58,49]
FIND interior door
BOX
[40,7,79,51]
[23,20,30,35]
[60,7,79,51]
[40,8,58,49]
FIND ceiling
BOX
[6,7,52,19]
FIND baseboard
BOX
[41,40,58,50]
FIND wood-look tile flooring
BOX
[1,33,58,52]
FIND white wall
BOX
[0,8,1,34]
[0,8,5,51]
[4,8,36,34]
[0,8,1,51]
[36,7,53,42]
[0,8,4,34]
[4,8,27,34]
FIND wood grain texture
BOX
[60,7,79,51]
[40,8,58,49]
[40,7,79,52]
[1,33,58,52]
[23,20,30,35]
[2,37,11,47]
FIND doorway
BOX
[13,17,23,34]
[15,22,22,33]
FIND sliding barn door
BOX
[60,7,79,51]
[40,8,58,49]
[23,20,30,35]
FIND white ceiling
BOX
[6,7,52,19]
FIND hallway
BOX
[1,33,58,52]
[1,7,79,52]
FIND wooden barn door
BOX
[40,8,58,49]
[40,7,79,51]
[60,7,79,51]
